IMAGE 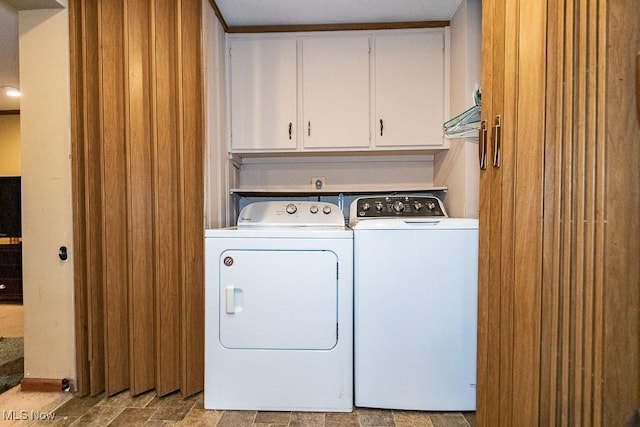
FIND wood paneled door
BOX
[477,0,546,424]
[69,0,204,397]
[477,0,640,425]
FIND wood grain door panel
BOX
[478,0,640,425]
[70,0,204,398]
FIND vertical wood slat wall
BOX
[69,0,204,397]
[602,0,640,422]
[478,0,640,425]
[542,0,640,425]
[542,0,604,424]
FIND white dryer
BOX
[350,195,478,411]
[204,201,353,412]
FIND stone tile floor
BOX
[24,390,476,426]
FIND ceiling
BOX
[0,0,64,111]
[0,0,464,111]
[215,0,463,27]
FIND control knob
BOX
[427,201,437,211]
[309,205,318,214]
[413,201,423,211]
[322,205,332,214]
[285,203,297,214]
[361,202,371,211]
[375,202,384,211]
[392,200,405,213]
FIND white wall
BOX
[204,2,232,228]
[434,0,481,218]
[237,155,435,193]
[19,6,75,383]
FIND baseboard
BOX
[21,378,73,393]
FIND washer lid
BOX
[237,201,345,228]
[352,217,479,230]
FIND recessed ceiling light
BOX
[2,86,21,97]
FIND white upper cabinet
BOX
[302,36,371,149]
[374,30,446,148]
[229,38,298,151]
[228,29,448,154]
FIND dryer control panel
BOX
[238,201,345,228]
[350,195,447,224]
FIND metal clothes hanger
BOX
[443,88,481,138]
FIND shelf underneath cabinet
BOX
[230,185,447,197]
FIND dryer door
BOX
[219,249,338,350]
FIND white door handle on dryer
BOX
[225,286,236,314]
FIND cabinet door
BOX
[302,36,370,149]
[229,38,297,151]
[374,30,445,147]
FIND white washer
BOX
[350,195,478,411]
[204,201,353,412]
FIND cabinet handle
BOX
[492,115,502,168]
[288,122,292,140]
[380,119,384,136]
[308,121,311,137]
[0,284,6,290]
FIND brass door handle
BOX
[636,52,639,123]
[492,115,502,168]
[479,120,488,170]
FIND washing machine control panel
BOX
[350,195,447,222]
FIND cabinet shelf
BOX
[229,147,449,162]
[230,185,447,197]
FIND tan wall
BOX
[19,7,75,383]
[0,115,21,176]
